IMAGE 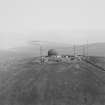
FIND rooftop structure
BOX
[48,49,58,57]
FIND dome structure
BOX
[48,49,58,57]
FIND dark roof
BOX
[48,49,58,56]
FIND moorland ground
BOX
[0,56,104,105]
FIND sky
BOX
[0,0,105,49]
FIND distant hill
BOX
[10,41,72,57]
[0,42,105,58]
[58,42,105,57]
[86,43,105,56]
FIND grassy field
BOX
[0,56,105,105]
[86,56,105,69]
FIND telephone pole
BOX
[39,45,43,57]
[29,40,43,57]
[73,44,76,56]
[82,44,85,56]
[86,40,88,57]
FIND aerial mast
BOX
[82,44,85,56]
[29,40,43,57]
[73,44,76,56]
[86,40,88,57]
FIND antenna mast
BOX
[73,44,76,56]
[82,44,85,56]
[86,40,88,57]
